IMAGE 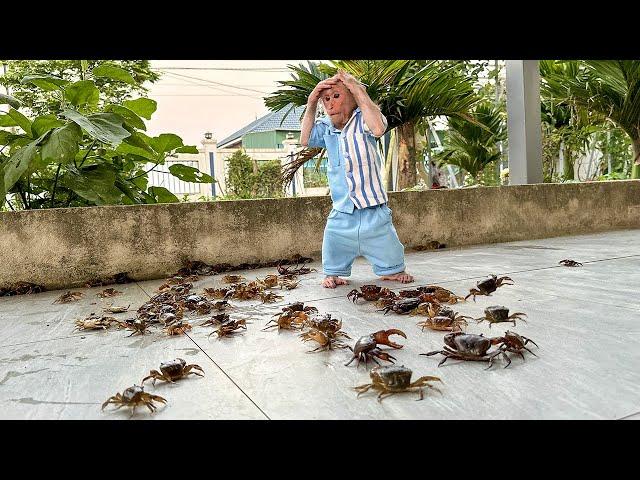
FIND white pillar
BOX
[201,133,224,198]
[506,60,543,184]
[282,133,304,196]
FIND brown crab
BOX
[475,306,527,328]
[141,358,205,385]
[117,318,149,336]
[103,304,131,314]
[203,287,233,299]
[417,285,465,304]
[377,297,422,315]
[97,288,123,298]
[344,329,407,368]
[259,291,284,303]
[421,331,512,369]
[201,313,230,327]
[102,385,167,416]
[74,314,116,331]
[347,285,395,303]
[277,259,316,276]
[559,259,583,267]
[53,291,84,304]
[354,365,442,402]
[300,314,351,352]
[415,304,472,332]
[210,319,247,338]
[494,330,539,362]
[263,311,307,332]
[222,274,246,284]
[465,275,514,301]
[164,321,192,336]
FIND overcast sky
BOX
[145,60,322,148]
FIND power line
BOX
[160,71,264,99]
[160,71,272,95]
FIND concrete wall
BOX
[1,181,639,290]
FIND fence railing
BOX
[147,160,201,195]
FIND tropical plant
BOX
[0,62,211,210]
[224,150,284,199]
[540,60,640,179]
[265,60,480,189]
[433,102,506,183]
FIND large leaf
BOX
[148,133,183,156]
[0,93,21,109]
[122,98,157,119]
[168,164,213,183]
[41,123,82,164]
[62,110,130,146]
[115,142,157,161]
[60,165,124,205]
[31,115,65,138]
[104,104,146,130]
[148,186,179,203]
[7,108,32,137]
[0,114,18,127]
[175,145,199,154]
[21,75,69,91]
[1,136,43,197]
[92,64,135,85]
[64,80,100,108]
[0,131,22,147]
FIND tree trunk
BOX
[385,129,396,191]
[563,144,574,180]
[397,121,417,190]
[632,136,640,179]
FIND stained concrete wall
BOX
[1,180,639,290]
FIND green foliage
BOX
[433,102,506,182]
[0,60,208,210]
[224,150,284,199]
[0,60,160,117]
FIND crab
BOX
[354,365,442,402]
[279,279,300,290]
[300,314,351,352]
[0,281,45,296]
[263,311,308,332]
[464,275,514,302]
[160,282,193,295]
[210,319,247,338]
[377,297,422,315]
[74,314,116,331]
[211,300,233,311]
[421,331,512,369]
[344,329,407,368]
[103,304,131,314]
[347,285,395,303]
[277,259,316,276]
[475,306,527,328]
[97,288,123,298]
[203,287,233,299]
[559,259,583,267]
[164,321,192,336]
[259,291,284,303]
[494,330,539,360]
[141,358,205,385]
[417,285,465,304]
[117,318,149,337]
[281,302,318,315]
[201,313,230,327]
[415,304,472,332]
[222,274,246,284]
[102,385,167,416]
[53,291,84,304]
[256,274,280,289]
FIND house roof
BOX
[218,105,305,148]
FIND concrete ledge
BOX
[1,180,639,290]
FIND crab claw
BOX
[372,329,407,349]
[374,351,397,363]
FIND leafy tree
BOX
[0,62,211,210]
[0,60,159,117]
[224,150,284,199]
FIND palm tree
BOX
[264,60,480,189]
[433,102,506,183]
[541,60,640,179]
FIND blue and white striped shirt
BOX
[308,108,388,212]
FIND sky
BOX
[144,60,322,148]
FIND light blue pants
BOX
[322,203,406,277]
